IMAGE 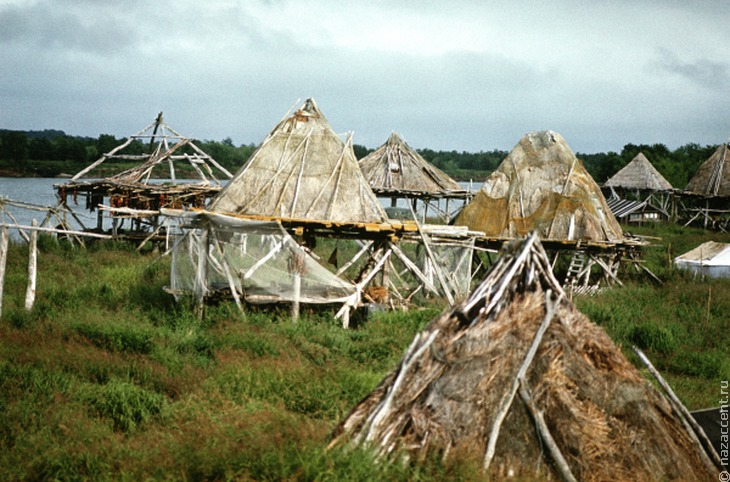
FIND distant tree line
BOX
[0,129,719,189]
[0,129,256,177]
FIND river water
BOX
[0,177,482,238]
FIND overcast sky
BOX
[1,0,729,154]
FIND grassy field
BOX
[0,224,728,480]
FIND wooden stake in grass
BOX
[706,287,711,326]
[25,219,38,312]
[0,226,9,318]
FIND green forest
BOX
[0,128,719,188]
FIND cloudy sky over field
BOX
[1,0,729,153]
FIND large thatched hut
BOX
[330,233,720,481]
[454,131,623,242]
[209,98,386,224]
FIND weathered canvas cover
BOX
[674,241,730,278]
[685,143,729,197]
[455,131,623,241]
[605,152,673,191]
[358,132,463,194]
[209,98,387,223]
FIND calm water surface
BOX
[0,178,67,229]
[0,177,482,236]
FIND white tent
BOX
[674,241,730,278]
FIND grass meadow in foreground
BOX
[0,224,728,480]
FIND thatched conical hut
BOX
[685,143,729,197]
[605,152,673,191]
[454,131,623,241]
[358,132,463,195]
[209,98,387,224]
[330,233,720,480]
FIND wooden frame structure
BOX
[53,112,234,241]
[163,206,646,325]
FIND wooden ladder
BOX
[564,251,587,288]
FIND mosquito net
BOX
[165,210,358,305]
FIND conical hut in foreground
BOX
[209,98,387,223]
[685,143,729,197]
[330,234,720,481]
[604,152,673,191]
[455,131,623,241]
[358,132,463,195]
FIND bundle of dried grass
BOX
[330,233,719,481]
[455,131,623,241]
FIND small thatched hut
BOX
[330,233,720,481]
[604,152,673,191]
[454,131,623,242]
[358,132,463,196]
[685,143,729,197]
[209,98,387,224]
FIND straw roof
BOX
[685,143,729,197]
[209,99,387,223]
[358,132,463,195]
[455,131,623,241]
[604,152,673,191]
[330,234,719,481]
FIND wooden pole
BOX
[0,226,9,318]
[0,222,113,240]
[518,379,577,482]
[25,220,38,311]
[193,227,209,319]
[290,249,305,323]
[632,346,724,471]
[483,290,562,470]
[291,270,301,323]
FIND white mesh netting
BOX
[165,211,357,305]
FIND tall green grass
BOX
[0,225,728,479]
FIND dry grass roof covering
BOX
[455,131,623,241]
[358,132,463,194]
[604,152,673,191]
[685,143,729,197]
[209,98,387,224]
[330,233,718,481]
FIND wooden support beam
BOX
[518,379,577,482]
[25,220,38,311]
[483,290,562,470]
[633,346,724,472]
[0,226,9,318]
